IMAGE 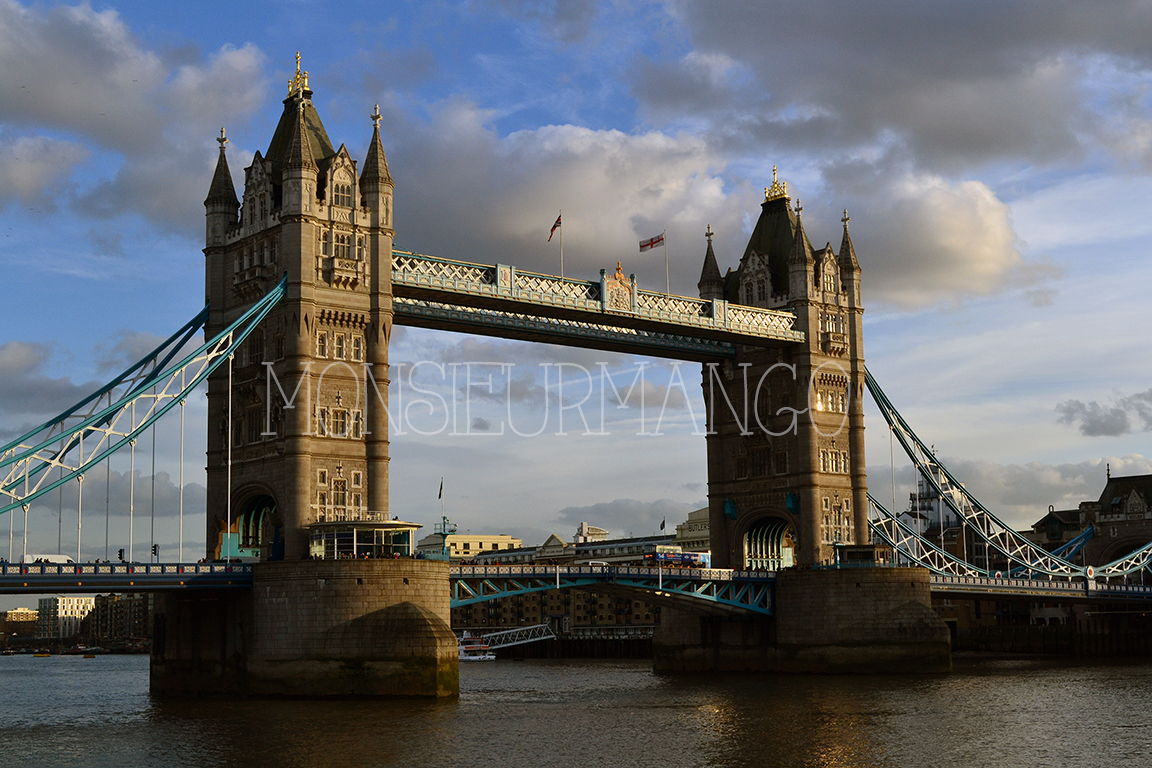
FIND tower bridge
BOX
[9,56,1152,695]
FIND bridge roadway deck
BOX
[391,250,805,360]
[4,562,1151,605]
[0,562,252,593]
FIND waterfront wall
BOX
[151,559,458,697]
[653,567,951,674]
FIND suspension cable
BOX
[179,388,185,563]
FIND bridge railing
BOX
[449,564,774,581]
[1,562,253,577]
[392,250,804,343]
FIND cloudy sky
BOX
[3,0,1152,597]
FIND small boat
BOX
[33,652,50,657]
[458,632,496,662]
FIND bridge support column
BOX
[151,560,458,697]
[653,567,950,674]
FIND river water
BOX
[2,653,1150,767]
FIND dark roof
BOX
[360,124,393,187]
[204,145,239,208]
[1097,474,1152,507]
[265,90,335,168]
[725,195,798,300]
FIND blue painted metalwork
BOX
[0,562,253,593]
[449,565,774,615]
[0,277,286,518]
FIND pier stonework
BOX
[151,560,457,697]
[652,567,951,674]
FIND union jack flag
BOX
[548,214,562,241]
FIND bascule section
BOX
[699,172,868,569]
[203,59,399,565]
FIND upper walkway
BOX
[391,250,805,360]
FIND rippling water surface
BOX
[2,654,1151,767]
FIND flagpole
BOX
[559,209,564,278]
[664,230,669,294]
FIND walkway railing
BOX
[0,562,253,593]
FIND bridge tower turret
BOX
[699,170,868,568]
[202,57,396,562]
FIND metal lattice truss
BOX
[0,278,286,518]
[0,307,209,471]
[867,494,986,577]
[866,367,1152,579]
[450,565,774,615]
[469,622,557,649]
[394,297,740,360]
[392,249,805,347]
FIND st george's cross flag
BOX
[639,232,665,251]
[548,214,562,241]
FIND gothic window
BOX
[751,449,768,477]
[317,332,328,357]
[357,236,365,260]
[830,451,839,473]
[332,183,353,207]
[259,197,265,220]
[246,410,262,444]
[334,232,351,259]
[248,331,263,365]
[321,230,331,256]
[331,409,348,436]
[270,240,277,263]
[351,471,362,488]
[756,278,766,304]
[735,457,748,480]
[318,407,330,435]
[334,334,345,360]
[318,469,328,485]
[820,450,827,472]
[822,497,830,511]
[352,336,363,362]
[841,451,849,473]
[332,479,347,507]
[318,491,328,509]
[274,333,285,360]
[774,451,788,475]
[351,410,362,439]
[844,499,851,513]
[242,248,251,270]
[351,492,362,510]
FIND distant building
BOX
[1026,471,1152,568]
[415,532,522,561]
[82,594,153,643]
[674,507,710,552]
[898,464,994,571]
[454,518,709,635]
[3,607,37,623]
[36,597,95,640]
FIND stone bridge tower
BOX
[203,59,395,561]
[700,171,868,568]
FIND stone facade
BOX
[203,62,394,562]
[151,560,457,697]
[653,567,950,674]
[699,180,868,569]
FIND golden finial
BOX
[217,127,227,149]
[288,52,309,96]
[841,209,850,230]
[371,104,382,129]
[705,224,714,242]
[765,165,789,201]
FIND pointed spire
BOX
[698,224,723,300]
[361,103,393,187]
[838,208,860,270]
[788,200,814,266]
[205,127,239,208]
[284,96,316,171]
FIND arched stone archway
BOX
[743,517,796,570]
[230,494,283,561]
